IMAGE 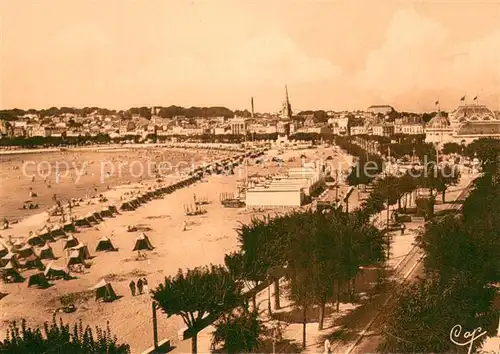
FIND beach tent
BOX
[37,244,56,260]
[12,239,23,251]
[108,205,119,214]
[92,212,104,222]
[21,254,44,270]
[50,224,66,238]
[27,233,45,247]
[67,250,85,267]
[120,201,135,211]
[99,207,113,218]
[90,279,118,302]
[0,243,8,258]
[63,221,76,232]
[70,244,91,260]
[95,236,116,252]
[63,235,79,250]
[1,261,24,283]
[1,252,20,268]
[17,244,35,259]
[28,272,50,288]
[44,262,70,280]
[132,233,154,252]
[74,217,91,227]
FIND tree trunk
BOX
[336,281,341,312]
[398,198,401,211]
[302,306,307,348]
[318,298,326,330]
[348,279,353,302]
[252,294,257,311]
[274,280,281,310]
[442,190,446,203]
[191,333,197,354]
[351,278,356,301]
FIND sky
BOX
[1,0,500,113]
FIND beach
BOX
[0,146,236,221]
[0,144,342,353]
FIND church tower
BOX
[280,85,293,120]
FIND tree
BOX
[211,310,264,353]
[380,275,496,353]
[0,316,130,353]
[152,265,242,354]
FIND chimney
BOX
[251,97,254,118]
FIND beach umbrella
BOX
[27,234,45,247]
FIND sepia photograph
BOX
[0,0,499,353]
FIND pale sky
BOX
[1,0,500,112]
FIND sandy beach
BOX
[0,145,342,353]
[0,146,238,221]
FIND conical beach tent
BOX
[21,254,44,270]
[1,252,20,268]
[63,235,79,250]
[70,244,91,260]
[44,261,70,280]
[0,243,8,258]
[37,244,56,260]
[17,244,35,259]
[132,233,154,252]
[95,236,116,252]
[67,250,85,267]
[27,234,45,247]
[28,272,51,288]
[90,279,118,302]
[1,261,24,283]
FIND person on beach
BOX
[129,280,136,296]
[142,278,149,294]
[137,278,144,295]
[400,223,405,235]
[3,218,9,230]
[182,220,187,231]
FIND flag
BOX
[473,95,478,101]
[460,95,466,101]
[435,100,439,105]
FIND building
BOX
[277,121,290,136]
[367,105,394,115]
[230,117,248,135]
[425,104,500,144]
[245,164,325,208]
[29,125,46,137]
[350,126,368,136]
[372,123,395,137]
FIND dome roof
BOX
[426,113,450,129]
[450,105,497,123]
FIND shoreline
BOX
[0,142,245,156]
[2,148,254,237]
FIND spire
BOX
[281,85,292,119]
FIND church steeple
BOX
[281,85,292,119]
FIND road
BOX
[326,178,474,354]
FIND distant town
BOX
[2,88,500,147]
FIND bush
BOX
[0,316,130,354]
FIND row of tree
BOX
[380,147,500,352]
[152,206,388,352]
